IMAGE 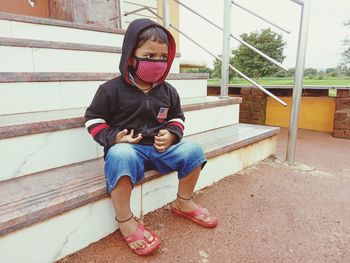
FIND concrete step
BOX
[0,123,279,263]
[0,73,208,115]
[0,37,180,73]
[0,12,125,46]
[0,96,241,181]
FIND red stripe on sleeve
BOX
[167,122,184,131]
[90,123,110,137]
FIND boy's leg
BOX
[174,166,214,224]
[150,140,217,225]
[105,144,156,250]
[110,177,154,250]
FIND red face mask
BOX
[134,57,168,84]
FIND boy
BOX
[85,18,218,256]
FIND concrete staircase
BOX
[0,13,279,263]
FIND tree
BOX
[341,20,350,66]
[231,28,286,79]
[304,68,317,76]
[180,67,213,78]
[211,56,222,79]
[286,68,295,77]
[325,68,336,74]
[211,56,236,79]
[337,65,350,76]
[212,28,286,80]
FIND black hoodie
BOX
[85,19,185,157]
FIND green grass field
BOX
[208,77,350,86]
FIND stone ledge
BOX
[0,37,181,58]
[0,96,240,139]
[0,37,122,53]
[208,84,350,90]
[0,123,279,236]
[0,72,207,83]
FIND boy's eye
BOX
[142,54,167,60]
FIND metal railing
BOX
[168,0,311,164]
[158,1,289,106]
[286,0,311,163]
[123,0,311,163]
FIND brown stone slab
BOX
[0,72,206,83]
[208,84,350,91]
[0,124,279,236]
[0,37,181,58]
[0,158,106,236]
[0,96,239,139]
[0,11,125,34]
[0,37,122,53]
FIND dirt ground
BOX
[58,128,350,263]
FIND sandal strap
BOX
[186,206,210,217]
[124,222,147,243]
[177,193,192,201]
[115,213,133,223]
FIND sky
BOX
[178,0,350,70]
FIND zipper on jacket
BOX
[145,93,150,136]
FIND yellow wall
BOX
[266,97,336,132]
[157,0,180,51]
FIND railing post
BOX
[286,0,311,163]
[162,0,170,28]
[118,0,125,29]
[220,0,232,98]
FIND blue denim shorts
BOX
[104,140,207,193]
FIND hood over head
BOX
[119,18,176,85]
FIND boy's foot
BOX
[117,215,160,256]
[171,195,218,228]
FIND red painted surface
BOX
[0,0,49,18]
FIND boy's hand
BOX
[114,129,143,144]
[154,129,176,152]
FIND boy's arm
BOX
[165,89,185,144]
[85,85,120,149]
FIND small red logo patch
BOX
[157,107,169,122]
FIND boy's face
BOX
[129,38,168,68]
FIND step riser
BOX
[183,104,239,136]
[0,79,207,115]
[0,19,124,46]
[0,46,180,73]
[0,105,239,181]
[0,136,277,263]
[0,46,119,73]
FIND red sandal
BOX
[171,194,218,228]
[116,214,161,256]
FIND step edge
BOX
[0,37,181,58]
[0,37,122,53]
[0,124,279,236]
[0,72,205,83]
[0,97,239,139]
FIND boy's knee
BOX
[106,143,137,161]
[178,141,204,158]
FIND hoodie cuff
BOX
[166,126,183,144]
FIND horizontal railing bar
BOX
[231,1,291,34]
[124,7,148,16]
[145,7,165,21]
[289,0,304,6]
[146,6,287,106]
[173,0,288,71]
[124,1,158,10]
[169,24,288,107]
